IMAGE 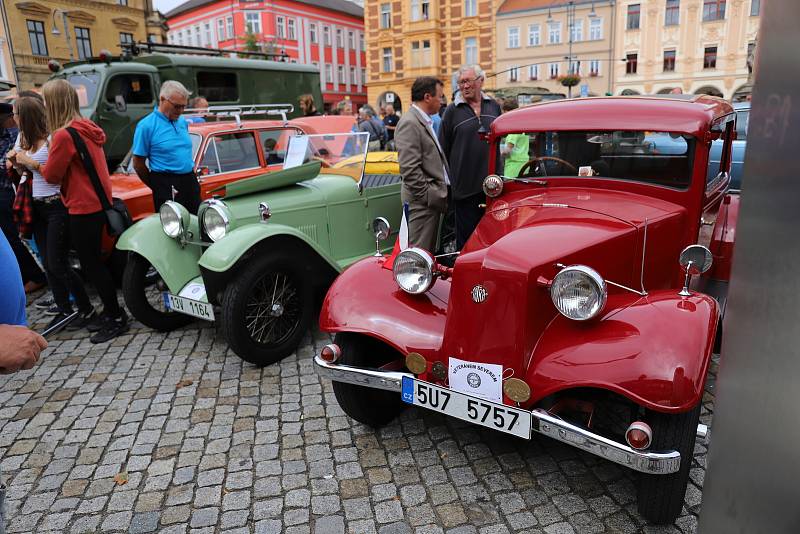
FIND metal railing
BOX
[183,104,295,128]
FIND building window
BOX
[465,0,477,17]
[117,0,128,5]
[704,46,717,68]
[626,53,638,74]
[350,66,357,84]
[528,24,540,46]
[570,19,583,42]
[411,0,430,21]
[217,19,225,41]
[380,3,391,28]
[464,37,477,65]
[309,23,317,43]
[528,64,539,80]
[508,67,519,83]
[665,0,680,25]
[287,19,296,40]
[194,26,200,46]
[508,27,520,48]
[360,34,365,51]
[663,49,676,71]
[549,62,559,79]
[337,65,345,84]
[119,32,134,48]
[411,40,432,68]
[569,60,581,75]
[276,16,285,39]
[382,47,393,72]
[75,27,92,60]
[323,26,331,46]
[336,28,344,48]
[589,18,602,40]
[324,64,333,83]
[226,17,233,39]
[703,0,726,21]
[246,12,261,34]
[548,22,561,44]
[627,4,640,30]
[347,30,355,49]
[362,68,366,83]
[204,22,212,45]
[589,60,600,76]
[750,0,760,16]
[27,20,48,56]
[747,41,756,62]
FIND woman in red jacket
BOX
[17,79,128,343]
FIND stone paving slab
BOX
[0,291,714,533]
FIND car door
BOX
[97,73,157,167]
[197,131,262,197]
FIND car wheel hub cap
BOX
[270,303,284,317]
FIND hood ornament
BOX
[471,285,488,303]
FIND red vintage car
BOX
[313,95,738,525]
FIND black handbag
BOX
[66,127,132,237]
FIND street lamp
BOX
[51,9,75,61]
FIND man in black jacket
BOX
[439,65,501,249]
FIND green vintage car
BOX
[117,132,401,365]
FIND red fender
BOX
[319,256,450,358]
[526,290,719,413]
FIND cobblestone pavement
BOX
[0,291,716,533]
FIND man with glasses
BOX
[439,65,501,249]
[132,80,200,214]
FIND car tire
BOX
[122,253,194,332]
[220,251,313,367]
[331,332,406,427]
[637,404,701,524]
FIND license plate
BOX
[163,293,215,321]
[401,377,531,439]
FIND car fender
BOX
[198,222,339,274]
[115,214,204,294]
[319,256,450,358]
[526,290,719,413]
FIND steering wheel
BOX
[518,156,578,177]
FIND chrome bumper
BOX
[314,355,682,474]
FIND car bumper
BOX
[314,355,683,475]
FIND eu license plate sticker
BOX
[401,377,531,439]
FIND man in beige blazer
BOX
[394,76,450,252]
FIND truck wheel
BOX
[220,251,313,367]
[637,404,701,524]
[331,333,406,427]
[122,253,194,332]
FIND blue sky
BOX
[154,0,184,14]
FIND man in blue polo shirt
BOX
[132,80,200,214]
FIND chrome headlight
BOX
[160,201,188,239]
[393,247,436,294]
[202,203,230,242]
[550,265,607,321]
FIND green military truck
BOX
[50,46,323,168]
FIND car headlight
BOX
[160,201,188,239]
[393,247,436,294]
[550,265,607,321]
[202,203,230,242]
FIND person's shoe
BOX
[45,310,77,333]
[66,308,99,331]
[24,281,46,294]
[44,303,61,316]
[90,312,129,344]
[35,296,55,309]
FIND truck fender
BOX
[526,290,719,413]
[319,256,450,358]
[115,214,203,294]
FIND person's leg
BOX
[455,193,486,250]
[407,202,440,252]
[178,173,201,215]
[48,201,92,313]
[32,201,69,311]
[70,212,121,318]
[149,173,171,213]
[0,188,45,285]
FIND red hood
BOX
[68,118,106,146]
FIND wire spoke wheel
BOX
[244,271,302,345]
[122,254,193,332]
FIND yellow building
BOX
[613,0,760,100]
[7,0,154,89]
[364,0,502,112]
[496,0,617,101]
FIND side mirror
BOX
[678,245,713,296]
[372,217,391,257]
[197,166,210,176]
[114,95,127,112]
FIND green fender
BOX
[198,222,341,274]
[115,214,204,294]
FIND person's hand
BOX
[6,149,16,163]
[0,325,47,374]
[14,152,37,170]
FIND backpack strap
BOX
[65,127,111,211]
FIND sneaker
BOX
[45,310,77,333]
[90,312,130,344]
[66,308,100,331]
[35,296,55,310]
[44,303,60,316]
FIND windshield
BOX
[735,109,749,141]
[499,130,696,190]
[120,133,202,174]
[66,72,101,107]
[283,132,370,182]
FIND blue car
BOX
[708,102,749,190]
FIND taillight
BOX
[320,344,341,363]
[625,421,653,450]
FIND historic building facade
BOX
[496,0,616,101]
[364,0,501,113]
[6,0,154,89]
[0,2,16,92]
[165,0,367,111]
[613,0,761,100]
